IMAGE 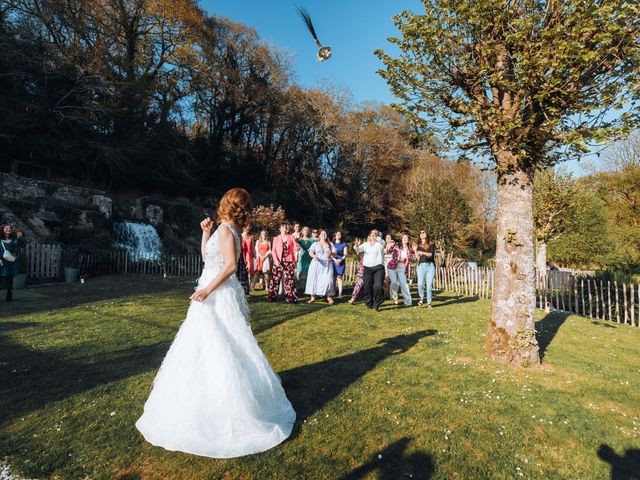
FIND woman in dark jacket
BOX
[0,224,24,302]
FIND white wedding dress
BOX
[135,223,296,458]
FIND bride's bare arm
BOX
[200,218,213,261]
[191,226,237,301]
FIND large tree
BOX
[377,0,640,366]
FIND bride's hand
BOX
[200,217,213,233]
[190,288,211,302]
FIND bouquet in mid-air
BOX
[297,5,332,62]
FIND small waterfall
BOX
[113,221,162,260]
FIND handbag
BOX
[1,241,16,263]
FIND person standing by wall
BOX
[0,224,24,302]
[415,229,436,308]
[354,229,386,311]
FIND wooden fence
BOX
[24,243,63,278]
[19,243,202,279]
[343,261,639,327]
[19,244,639,327]
[78,250,202,277]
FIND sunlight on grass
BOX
[1,276,639,479]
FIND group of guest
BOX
[347,229,436,310]
[239,223,349,304]
[239,223,436,309]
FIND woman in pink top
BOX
[268,223,299,303]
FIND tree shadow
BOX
[251,301,330,335]
[1,276,188,318]
[591,321,617,328]
[340,437,434,480]
[280,329,437,435]
[377,304,413,311]
[535,311,571,359]
[598,444,640,480]
[0,337,170,425]
[0,321,40,332]
[431,294,480,308]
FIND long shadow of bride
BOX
[280,329,437,436]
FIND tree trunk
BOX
[536,241,547,274]
[487,163,540,366]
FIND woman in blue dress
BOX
[0,224,24,302]
[331,231,348,299]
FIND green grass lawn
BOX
[1,276,639,480]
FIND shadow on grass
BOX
[598,444,640,480]
[431,294,480,308]
[591,320,617,328]
[0,337,170,425]
[281,329,437,435]
[340,437,434,480]
[249,292,331,335]
[1,275,189,318]
[535,311,571,359]
[0,321,40,332]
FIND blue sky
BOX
[201,0,603,174]
[201,0,422,104]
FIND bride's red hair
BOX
[216,188,252,228]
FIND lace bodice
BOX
[203,223,242,272]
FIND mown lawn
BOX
[1,275,639,480]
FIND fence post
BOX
[587,280,593,319]
[623,283,628,325]
[614,281,620,323]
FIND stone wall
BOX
[0,172,206,251]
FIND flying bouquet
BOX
[297,6,332,62]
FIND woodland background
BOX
[1,0,638,271]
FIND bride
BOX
[136,187,296,458]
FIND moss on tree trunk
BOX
[487,164,540,366]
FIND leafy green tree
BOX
[534,169,580,272]
[403,177,471,251]
[376,0,640,366]
[547,189,618,268]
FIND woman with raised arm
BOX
[415,229,436,308]
[354,229,386,311]
[136,188,295,458]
